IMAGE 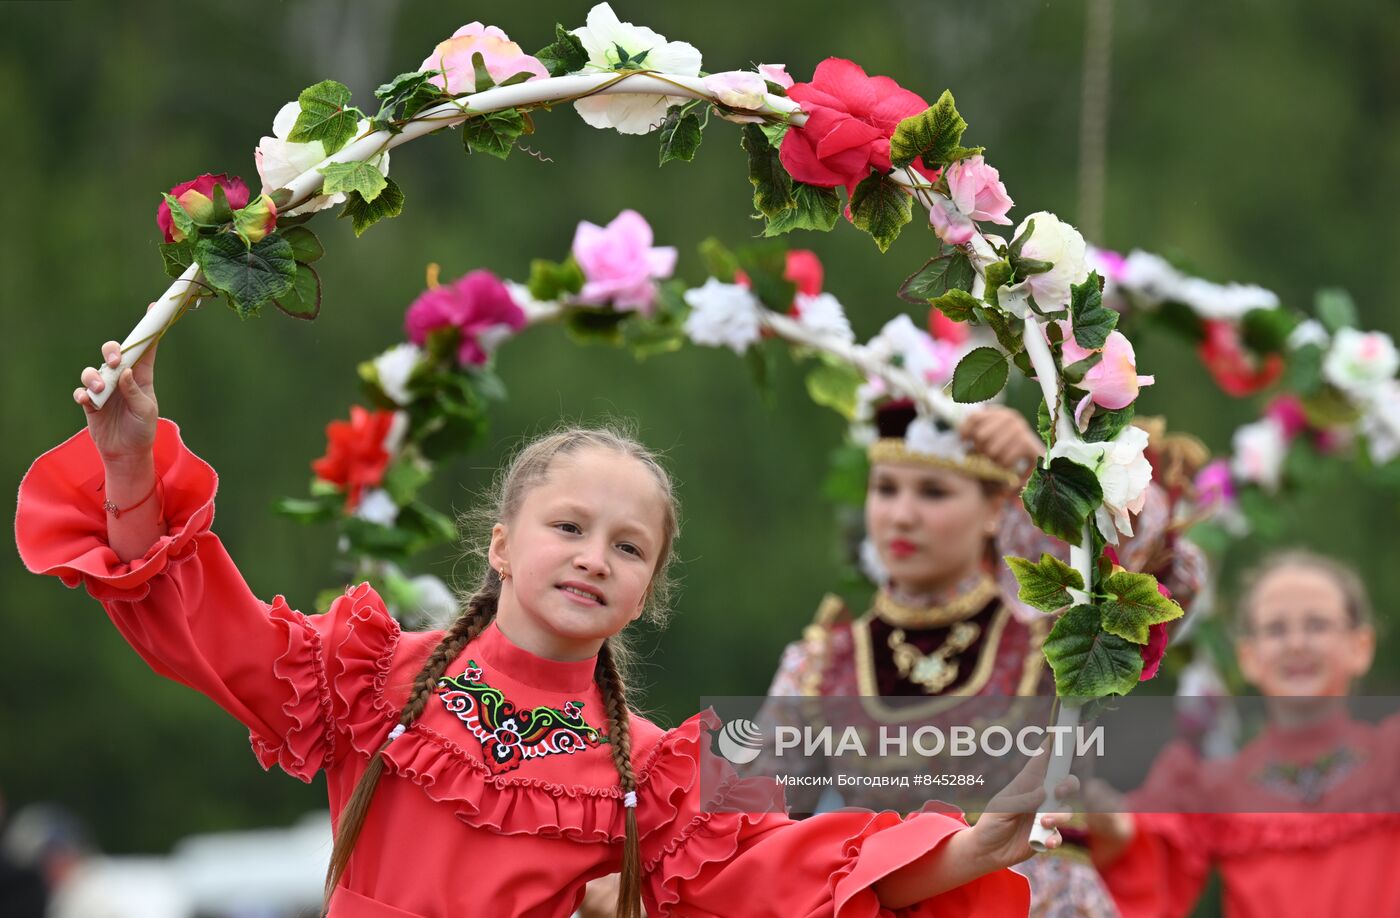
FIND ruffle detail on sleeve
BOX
[16,419,217,603]
[248,596,337,782]
[1203,811,1400,857]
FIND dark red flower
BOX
[156,173,251,243]
[312,406,400,510]
[1140,621,1170,682]
[404,269,526,367]
[1197,320,1284,397]
[780,58,938,196]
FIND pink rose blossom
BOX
[928,155,1013,245]
[1071,331,1155,425]
[571,210,677,315]
[757,63,794,89]
[1194,459,1236,511]
[420,23,548,95]
[702,71,768,111]
[156,173,251,243]
[1140,621,1170,681]
[404,269,526,367]
[1264,395,1308,441]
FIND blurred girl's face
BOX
[865,462,1003,596]
[489,447,666,661]
[1236,567,1375,697]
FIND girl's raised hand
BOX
[75,310,159,465]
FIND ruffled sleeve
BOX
[15,421,401,782]
[635,710,1029,917]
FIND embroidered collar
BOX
[875,575,999,629]
[473,621,598,693]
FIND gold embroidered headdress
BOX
[866,400,1021,488]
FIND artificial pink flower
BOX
[927,154,1013,245]
[420,22,548,95]
[1088,247,1128,284]
[927,307,969,345]
[1264,394,1308,441]
[1140,620,1170,681]
[233,194,279,245]
[1197,319,1284,397]
[571,210,676,314]
[758,64,794,89]
[156,173,251,243]
[1071,331,1155,426]
[702,71,768,112]
[779,58,937,197]
[1194,458,1236,511]
[405,269,526,366]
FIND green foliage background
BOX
[2,1,1397,881]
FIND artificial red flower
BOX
[156,173,251,243]
[927,306,970,345]
[312,406,400,510]
[1197,319,1284,397]
[1140,621,1170,681]
[779,58,938,197]
[404,269,526,367]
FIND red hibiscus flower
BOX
[404,269,526,367]
[156,173,251,243]
[780,58,938,196]
[1197,320,1284,397]
[312,406,401,510]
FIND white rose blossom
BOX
[794,292,855,344]
[572,3,702,135]
[353,488,400,527]
[1322,328,1399,399]
[1118,250,1278,320]
[372,343,423,406]
[682,278,762,354]
[864,314,963,387]
[1003,211,1089,315]
[255,102,390,215]
[1360,380,1400,465]
[1230,417,1288,493]
[1050,426,1153,544]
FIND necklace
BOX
[886,620,983,693]
[874,575,998,629]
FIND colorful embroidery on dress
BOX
[437,662,603,773]
[1255,747,1359,804]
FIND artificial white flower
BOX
[1050,426,1153,544]
[1322,327,1399,399]
[1118,250,1277,320]
[409,574,461,628]
[383,410,410,456]
[571,3,702,135]
[904,417,968,462]
[1360,380,1400,464]
[682,278,762,354]
[255,101,390,215]
[1230,417,1287,493]
[475,323,518,357]
[1009,211,1089,314]
[794,292,854,344]
[353,488,400,527]
[1287,319,1330,351]
[372,343,423,406]
[864,314,962,388]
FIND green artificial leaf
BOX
[1082,404,1135,443]
[371,69,446,129]
[341,177,405,236]
[1100,571,1184,644]
[699,237,739,282]
[375,69,433,102]
[468,51,495,93]
[889,90,968,169]
[983,259,1014,306]
[734,241,795,311]
[526,257,586,301]
[1036,397,1054,447]
[272,263,322,320]
[1021,456,1103,544]
[534,24,589,77]
[159,240,194,278]
[951,346,1009,403]
[382,457,431,505]
[1315,288,1357,334]
[1152,300,1208,342]
[763,182,840,236]
[280,225,325,264]
[622,281,689,359]
[162,194,198,241]
[209,184,235,225]
[1286,342,1325,396]
[1006,553,1085,613]
[399,501,461,546]
[463,108,526,159]
[974,305,1026,361]
[1240,307,1298,354]
[1043,604,1145,697]
[741,123,794,219]
[658,106,703,165]
[1070,273,1116,348]
[760,120,789,147]
[898,247,976,303]
[930,289,980,323]
[849,171,912,253]
[272,494,342,524]
[288,80,360,155]
[194,232,297,318]
[806,358,865,419]
[564,307,629,346]
[320,160,389,202]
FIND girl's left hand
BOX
[960,405,1044,481]
[967,762,1079,869]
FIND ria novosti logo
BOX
[714,718,765,764]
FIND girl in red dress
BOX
[15,338,1076,917]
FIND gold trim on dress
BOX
[798,594,847,697]
[868,438,1021,487]
[873,576,999,629]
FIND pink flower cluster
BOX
[405,270,526,366]
[571,210,677,315]
[420,23,548,95]
[928,155,1013,245]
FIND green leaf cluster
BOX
[889,90,981,170]
[534,24,588,77]
[1021,457,1103,543]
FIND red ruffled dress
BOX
[16,421,1033,918]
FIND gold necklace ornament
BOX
[886,620,983,693]
[873,575,998,629]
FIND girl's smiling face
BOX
[489,446,668,661]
